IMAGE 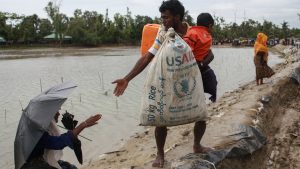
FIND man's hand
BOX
[112,78,129,96]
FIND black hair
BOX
[159,0,185,21]
[197,13,214,27]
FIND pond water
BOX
[0,46,283,169]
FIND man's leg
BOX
[193,121,212,153]
[152,126,167,168]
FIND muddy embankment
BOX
[218,66,300,169]
[164,60,300,169]
[81,46,300,169]
[200,46,300,169]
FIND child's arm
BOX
[201,49,214,66]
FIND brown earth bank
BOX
[217,65,300,169]
[80,49,300,169]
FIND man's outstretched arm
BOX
[112,52,154,96]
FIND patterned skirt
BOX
[254,55,275,79]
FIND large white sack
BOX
[140,28,207,126]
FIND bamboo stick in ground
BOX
[4,109,7,123]
[116,98,119,109]
[39,78,43,92]
[101,72,105,90]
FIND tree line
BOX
[0,1,299,46]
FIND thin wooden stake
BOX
[39,78,43,92]
[19,99,24,111]
[4,109,7,123]
[101,72,104,90]
[116,98,119,109]
[98,72,102,88]
[70,100,73,110]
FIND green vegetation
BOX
[0,1,299,47]
[212,16,300,43]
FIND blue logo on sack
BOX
[173,77,196,98]
[180,79,189,94]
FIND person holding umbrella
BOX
[14,82,101,169]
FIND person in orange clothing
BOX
[183,13,218,102]
[253,33,274,85]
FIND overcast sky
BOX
[0,0,299,28]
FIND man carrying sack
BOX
[112,0,213,167]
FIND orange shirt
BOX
[183,26,212,62]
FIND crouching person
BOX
[20,112,101,169]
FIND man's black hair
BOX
[197,13,214,27]
[159,0,185,21]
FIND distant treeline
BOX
[0,1,299,46]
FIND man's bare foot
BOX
[152,154,164,168]
[193,145,214,153]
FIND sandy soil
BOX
[80,48,300,169]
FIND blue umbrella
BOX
[14,82,77,169]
